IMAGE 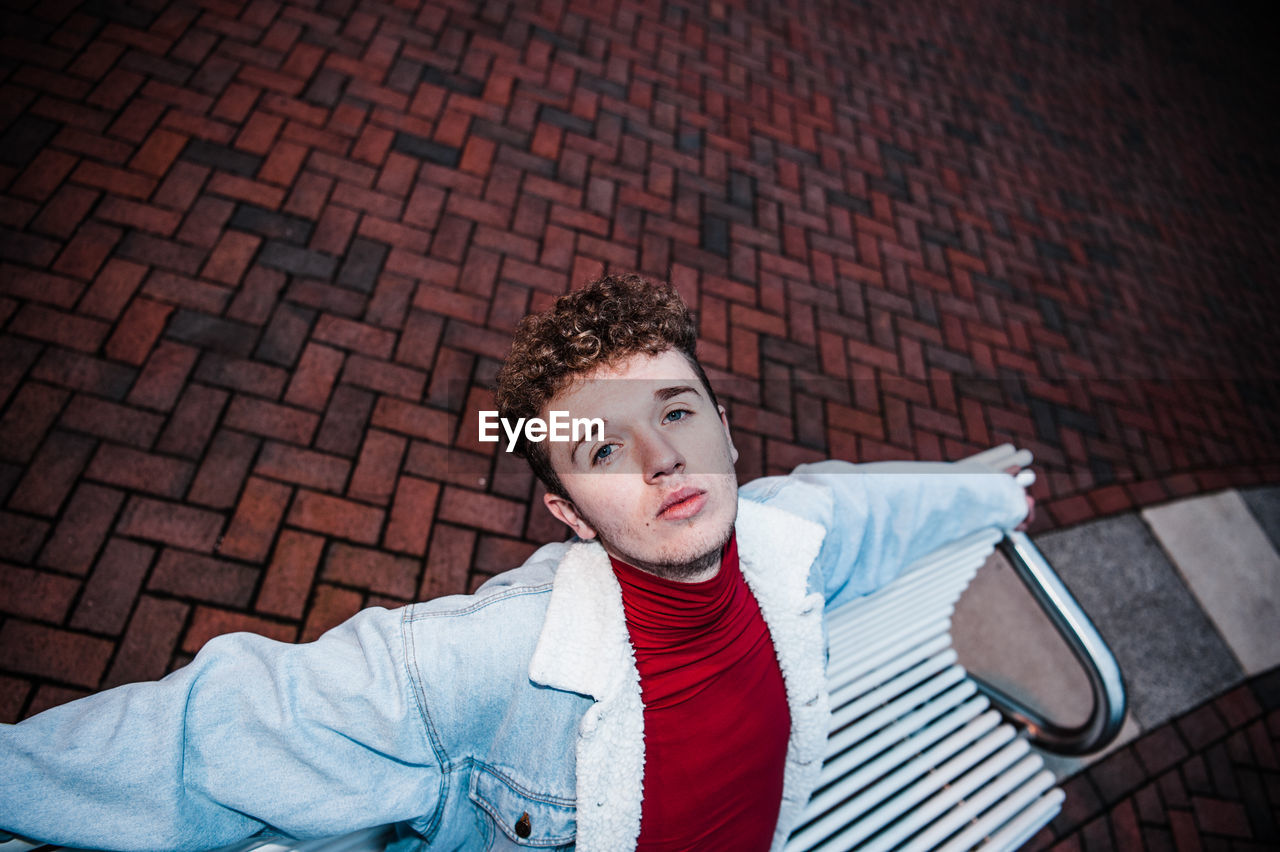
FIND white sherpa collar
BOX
[528,538,646,852]
[528,539,633,702]
[528,495,830,852]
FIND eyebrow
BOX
[569,384,704,464]
[655,384,701,402]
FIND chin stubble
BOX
[647,525,733,580]
[595,518,734,582]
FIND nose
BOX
[636,426,684,481]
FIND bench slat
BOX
[855,742,1039,852]
[928,772,1057,852]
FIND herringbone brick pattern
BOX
[0,0,1277,727]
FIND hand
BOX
[1005,465,1036,531]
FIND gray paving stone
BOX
[1033,515,1243,731]
[1240,485,1280,553]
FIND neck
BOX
[605,531,732,584]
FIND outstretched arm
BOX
[743,458,1030,608]
[0,606,443,852]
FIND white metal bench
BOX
[783,444,1126,851]
[1,445,1124,852]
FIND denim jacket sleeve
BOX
[0,605,441,851]
[742,458,1028,608]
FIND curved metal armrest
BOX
[969,530,1128,756]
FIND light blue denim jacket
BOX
[0,460,1027,852]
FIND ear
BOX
[718,404,739,464]
[543,491,599,541]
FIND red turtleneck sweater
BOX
[610,533,791,851]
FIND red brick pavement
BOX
[0,0,1277,733]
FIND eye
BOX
[664,408,692,423]
[591,444,617,466]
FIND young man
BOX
[0,274,1031,851]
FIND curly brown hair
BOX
[495,272,719,499]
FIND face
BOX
[541,349,740,581]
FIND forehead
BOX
[545,349,703,414]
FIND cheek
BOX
[587,481,647,526]
[701,434,737,471]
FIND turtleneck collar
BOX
[608,533,739,649]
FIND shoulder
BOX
[402,542,576,675]
[397,541,589,776]
[398,542,573,711]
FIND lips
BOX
[657,487,707,520]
